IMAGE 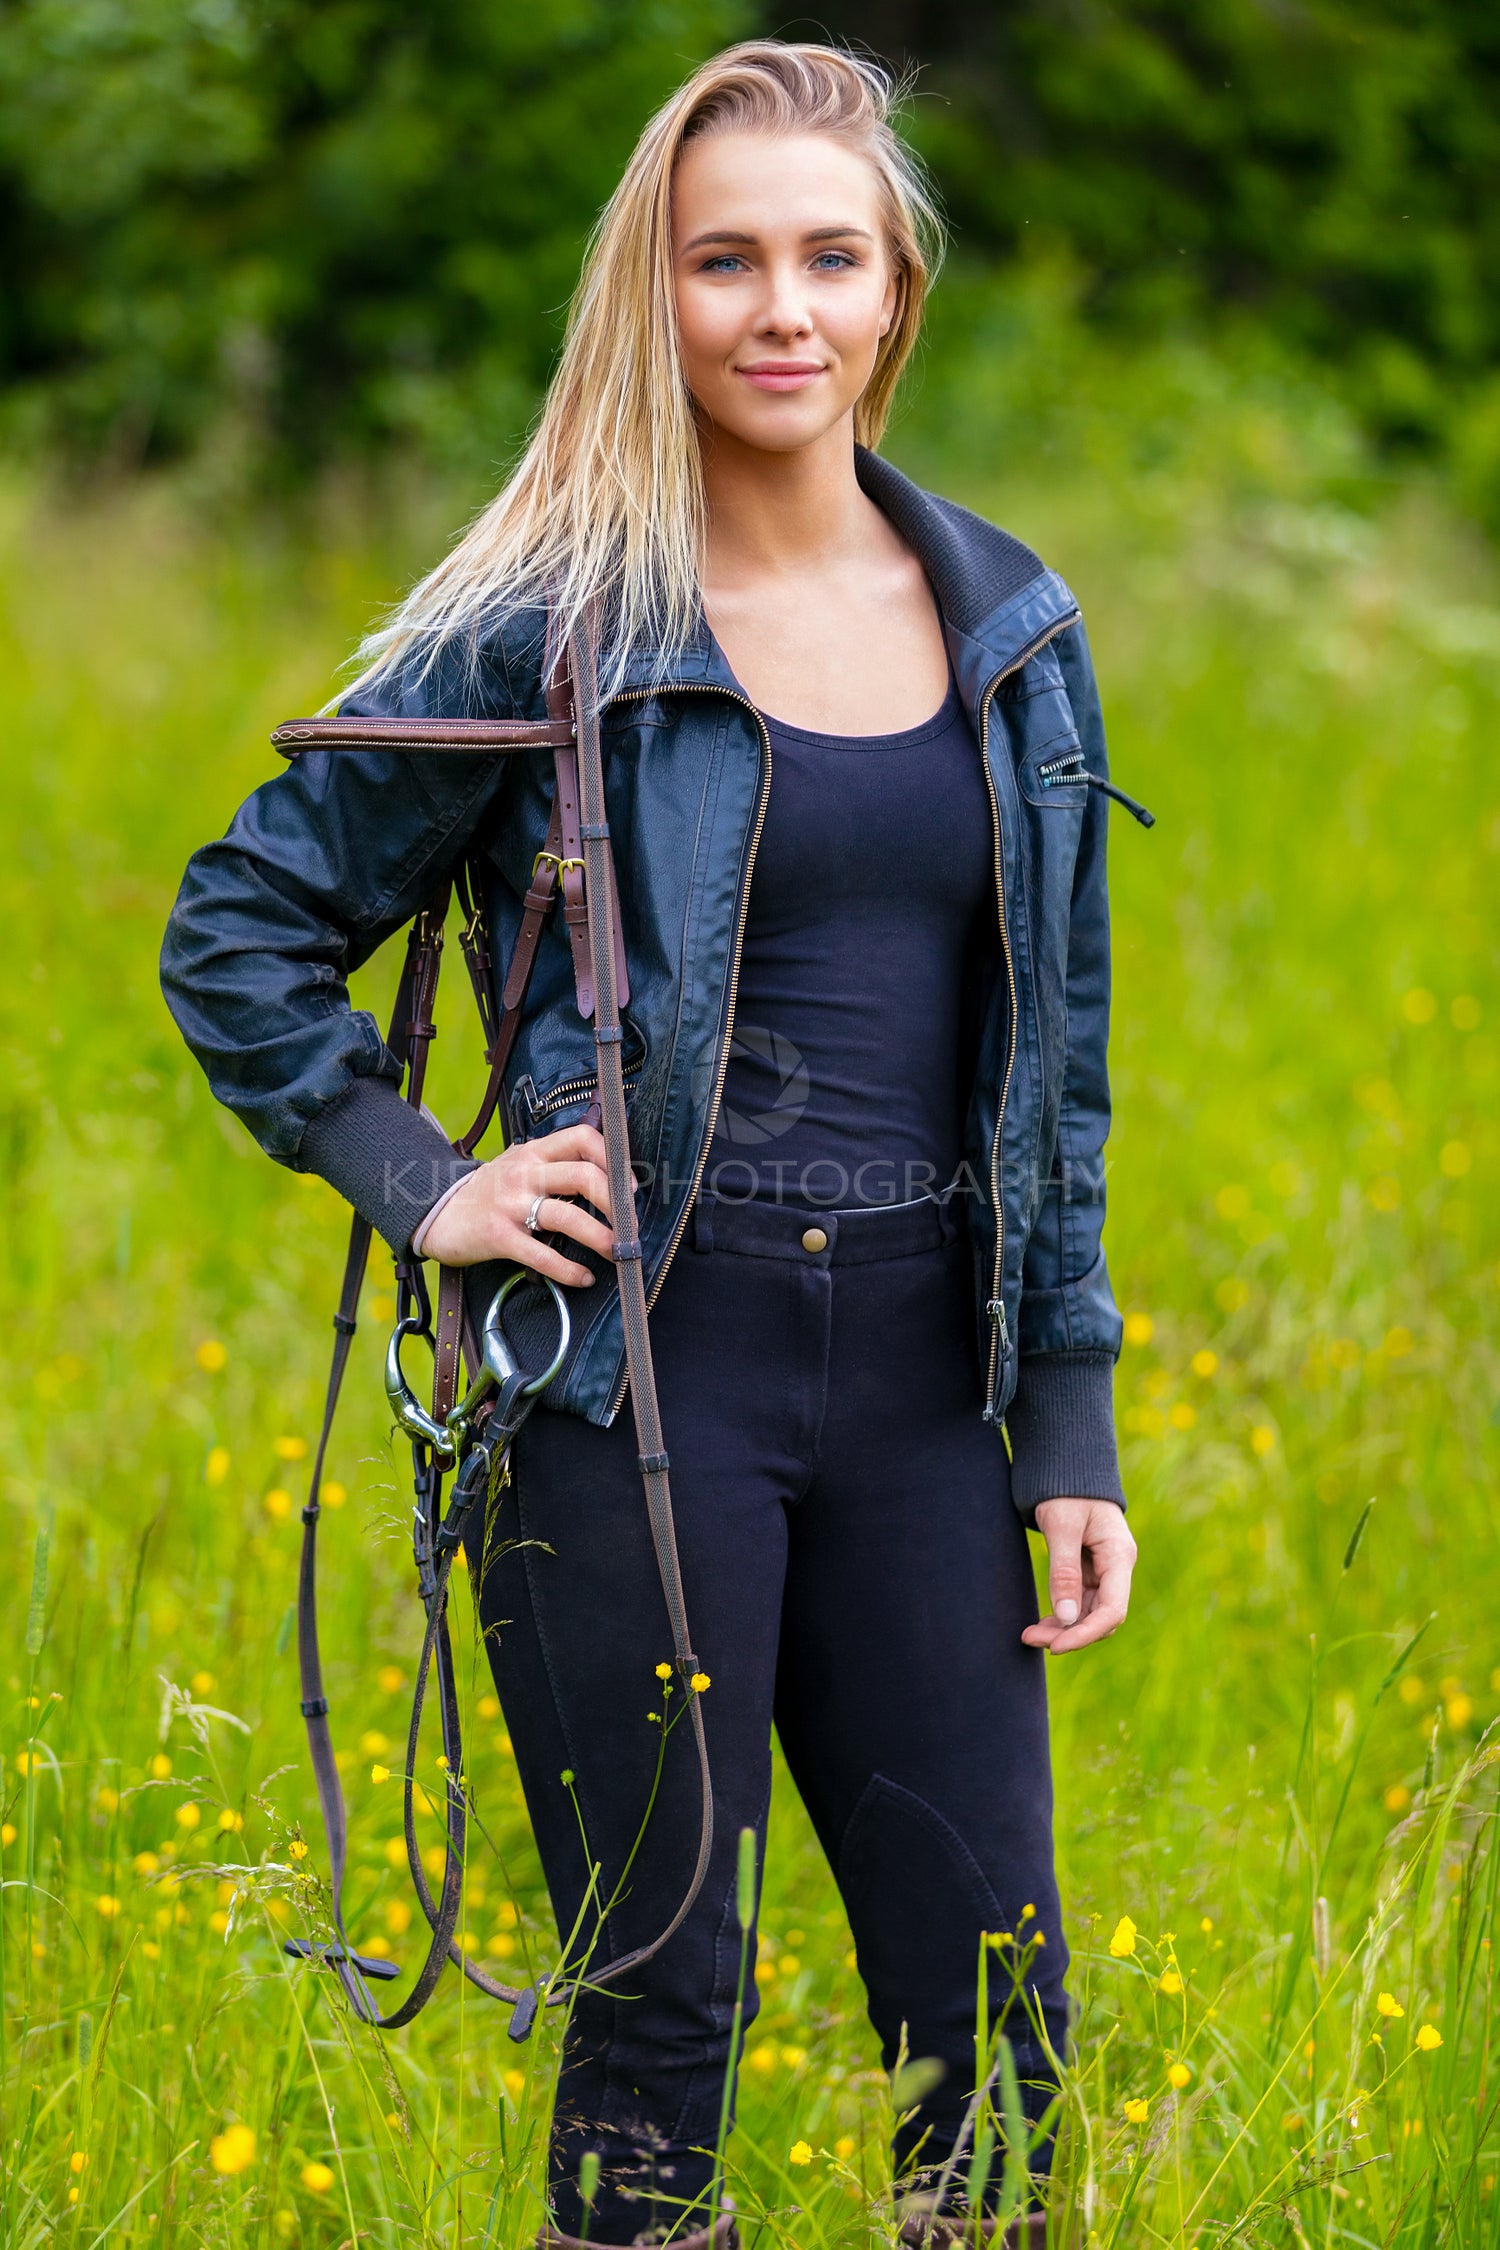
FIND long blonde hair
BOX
[347,41,943,702]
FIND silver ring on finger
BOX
[524,1194,548,1236]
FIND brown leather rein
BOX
[277,616,712,2035]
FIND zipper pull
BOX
[1039,756,1155,828]
[507,1075,539,1141]
[986,1297,1011,1353]
[1083,773,1156,828]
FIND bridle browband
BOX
[273,605,712,2035]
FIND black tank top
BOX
[708,676,997,1210]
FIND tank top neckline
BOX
[755,672,962,752]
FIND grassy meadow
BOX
[2,332,1499,2246]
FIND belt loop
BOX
[690,1192,714,1254]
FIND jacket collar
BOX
[607,447,1079,714]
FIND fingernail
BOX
[1057,1599,1079,1626]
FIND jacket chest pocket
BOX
[1026,742,1091,809]
[1012,731,1089,1071]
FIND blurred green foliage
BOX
[810,2,1500,454]
[0,0,746,471]
[1,0,1498,517]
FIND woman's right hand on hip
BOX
[417,1124,613,1285]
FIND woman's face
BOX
[671,129,899,456]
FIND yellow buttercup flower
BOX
[95,1895,120,1919]
[370,1764,390,1785]
[288,1838,309,1861]
[69,2153,88,2174]
[150,1753,172,1779]
[274,1436,310,1462]
[196,1340,227,1372]
[1159,1969,1184,1997]
[1124,2098,1149,2125]
[175,1802,201,1831]
[300,2160,335,2194]
[1376,1992,1405,2019]
[789,2140,813,2166]
[1109,1916,1138,1958]
[1415,2024,1443,2051]
[1167,2062,1192,2090]
[655,1663,673,1680]
[210,2125,257,2176]
[689,1672,711,1693]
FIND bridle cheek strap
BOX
[285,607,710,2030]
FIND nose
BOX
[753,256,814,342]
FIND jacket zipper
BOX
[607,686,774,1418]
[595,616,1077,1425]
[976,611,1082,1422]
[1038,750,1155,828]
[518,1054,643,1129]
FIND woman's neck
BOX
[691,415,951,732]
[698,418,878,591]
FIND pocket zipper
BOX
[511,1057,644,1135]
[1037,751,1156,828]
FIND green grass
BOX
[1,375,1499,2248]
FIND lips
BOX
[737,362,826,392]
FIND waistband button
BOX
[800,1226,829,1254]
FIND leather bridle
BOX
[272,605,712,2035]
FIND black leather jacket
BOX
[161,450,1126,1518]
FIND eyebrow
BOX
[680,224,876,252]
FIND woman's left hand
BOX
[1022,1498,1137,1654]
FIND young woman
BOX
[162,42,1137,2250]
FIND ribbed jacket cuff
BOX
[1006,1352,1125,1526]
[296,1077,480,1258]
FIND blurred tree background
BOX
[0,0,1496,509]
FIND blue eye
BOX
[701,254,747,274]
[812,251,855,270]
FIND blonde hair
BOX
[348,40,943,702]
